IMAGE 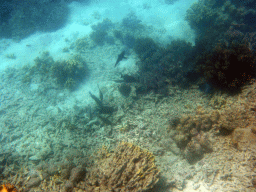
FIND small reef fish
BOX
[114,50,126,67]
[89,90,115,114]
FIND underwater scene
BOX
[0,0,256,191]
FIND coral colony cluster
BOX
[0,0,256,191]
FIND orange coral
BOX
[0,184,18,192]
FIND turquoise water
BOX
[0,0,256,191]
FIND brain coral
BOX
[78,142,160,192]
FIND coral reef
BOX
[78,142,160,191]
[118,83,132,97]
[185,0,256,93]
[51,55,88,89]
[168,107,220,149]
[168,82,256,164]
[22,52,88,90]
[196,39,256,92]
[113,30,136,48]
[90,30,108,46]
[70,36,89,53]
[113,30,123,40]
[133,38,194,93]
[134,37,159,62]
[185,0,249,50]
[91,18,114,32]
[121,12,143,31]
[185,0,256,92]
[90,19,115,45]
[231,0,256,8]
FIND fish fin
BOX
[89,91,102,106]
[97,84,103,101]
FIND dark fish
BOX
[88,105,92,120]
[114,50,126,67]
[97,84,103,101]
[89,92,103,106]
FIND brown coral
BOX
[184,132,213,163]
[168,108,220,149]
[78,142,160,192]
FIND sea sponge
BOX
[79,142,160,192]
